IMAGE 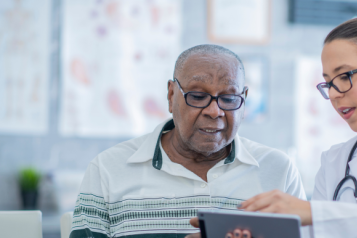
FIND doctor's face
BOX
[167,53,245,155]
[321,39,357,132]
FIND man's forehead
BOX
[179,53,242,80]
[189,74,241,86]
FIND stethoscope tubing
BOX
[333,140,357,201]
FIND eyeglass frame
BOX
[316,69,357,99]
[173,78,248,111]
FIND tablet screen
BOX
[198,209,301,238]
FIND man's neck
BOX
[161,129,231,182]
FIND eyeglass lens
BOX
[318,73,352,99]
[186,92,243,110]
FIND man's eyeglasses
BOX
[317,69,357,99]
[174,78,248,111]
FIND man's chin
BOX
[191,141,227,156]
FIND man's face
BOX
[168,53,245,155]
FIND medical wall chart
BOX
[60,0,182,137]
[294,57,355,195]
[0,0,50,135]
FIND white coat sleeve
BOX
[309,152,357,238]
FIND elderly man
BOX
[70,45,305,238]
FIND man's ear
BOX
[167,80,175,114]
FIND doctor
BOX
[228,18,357,238]
[187,18,357,238]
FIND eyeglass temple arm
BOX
[242,86,248,99]
[173,78,186,96]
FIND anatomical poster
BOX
[60,0,182,137]
[0,0,50,135]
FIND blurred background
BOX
[1,0,357,237]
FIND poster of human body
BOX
[295,57,355,195]
[60,0,182,137]
[0,0,50,135]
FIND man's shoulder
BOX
[239,136,291,165]
[93,133,151,165]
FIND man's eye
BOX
[190,94,207,101]
[220,97,238,104]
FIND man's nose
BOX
[329,86,344,100]
[202,99,225,118]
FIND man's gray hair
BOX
[173,44,245,79]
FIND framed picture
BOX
[207,0,271,44]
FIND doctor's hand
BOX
[239,189,312,226]
[185,217,251,238]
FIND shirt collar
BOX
[234,134,260,167]
[126,118,259,168]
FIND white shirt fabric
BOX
[70,119,306,238]
[307,135,357,238]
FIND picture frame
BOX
[207,0,271,44]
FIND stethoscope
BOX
[333,140,357,201]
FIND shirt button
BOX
[213,174,218,179]
[201,183,207,188]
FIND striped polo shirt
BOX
[70,119,306,238]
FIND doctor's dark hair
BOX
[173,44,245,80]
[324,18,357,44]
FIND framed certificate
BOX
[207,0,271,44]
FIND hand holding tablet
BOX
[239,190,312,226]
[186,191,310,238]
[196,209,301,238]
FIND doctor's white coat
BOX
[305,135,357,238]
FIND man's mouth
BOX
[203,129,218,133]
[200,128,222,133]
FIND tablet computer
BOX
[198,209,301,238]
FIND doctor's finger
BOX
[240,190,286,210]
[239,190,276,209]
[242,194,277,211]
[257,204,280,214]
